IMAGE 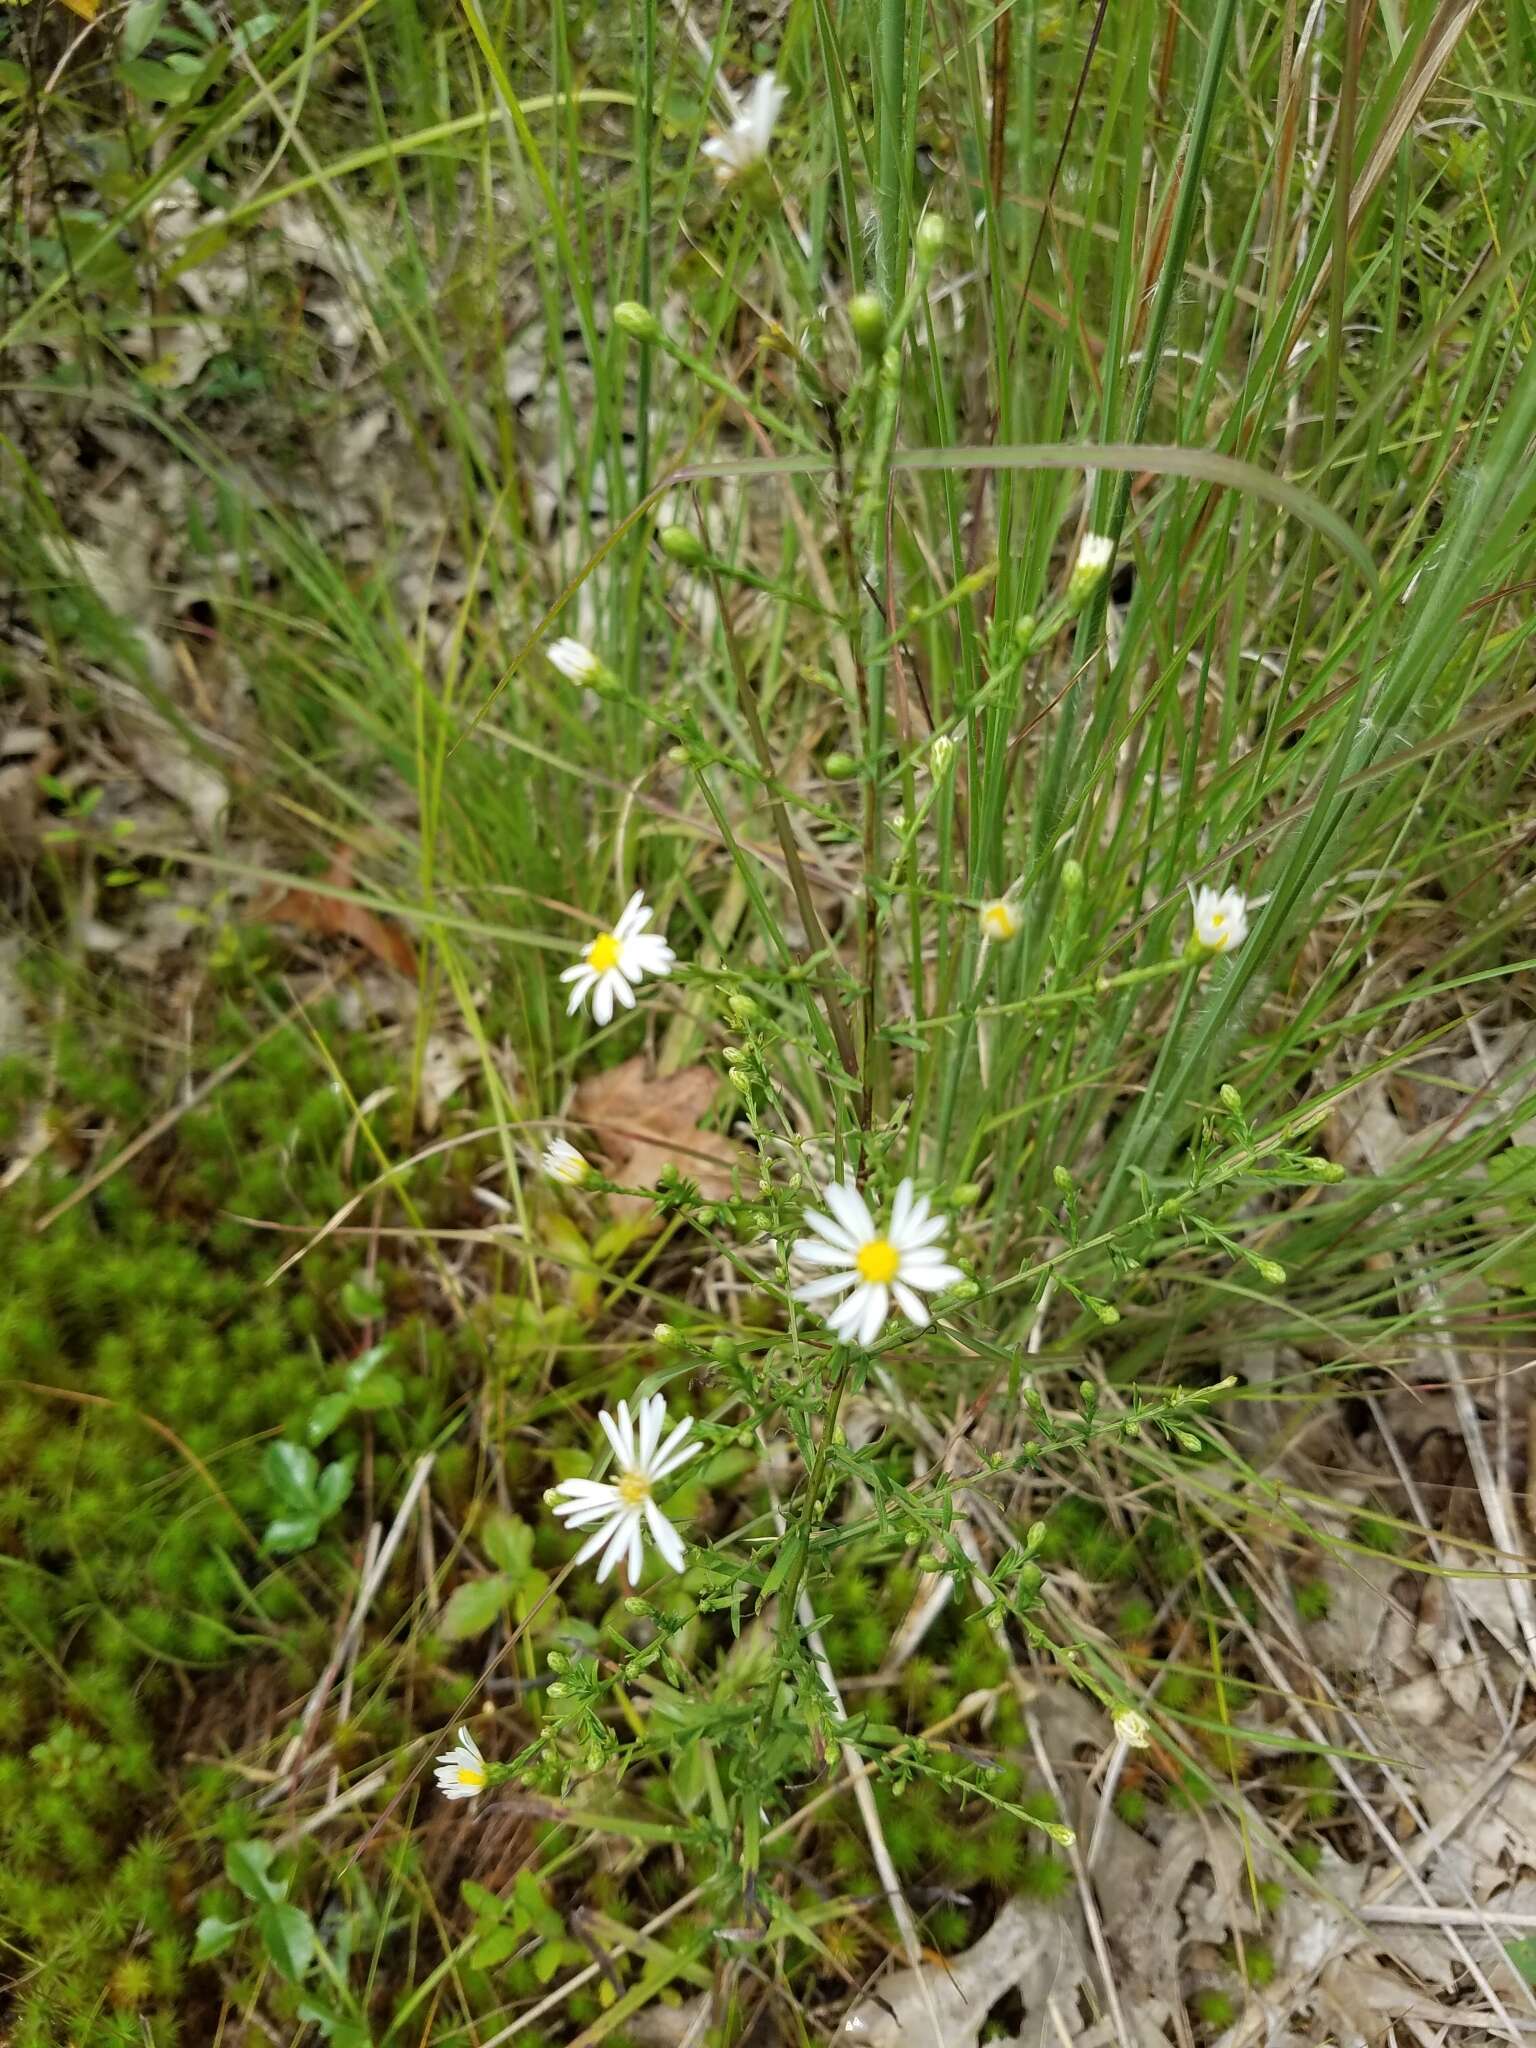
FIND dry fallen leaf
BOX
[262,848,419,979]
[572,1056,745,1226]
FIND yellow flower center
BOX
[617,1471,652,1506]
[457,1764,485,1788]
[586,932,622,973]
[856,1238,900,1285]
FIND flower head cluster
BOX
[560,891,675,1026]
[435,1726,487,1801]
[1190,884,1250,955]
[702,72,786,184]
[551,1395,701,1583]
[792,1176,962,1347]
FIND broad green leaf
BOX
[262,1440,318,1512]
[343,1343,392,1390]
[121,0,168,58]
[256,1899,316,1982]
[480,1511,533,1580]
[225,1839,283,1903]
[305,1393,354,1445]
[471,1926,520,1969]
[313,1458,354,1520]
[193,1913,244,1959]
[262,1511,321,1555]
[1507,1938,1536,1987]
[439,1574,512,1642]
[459,1879,505,1921]
[350,1371,403,1412]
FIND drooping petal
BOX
[592,977,615,1026]
[800,1206,860,1253]
[627,1516,644,1585]
[637,1393,665,1467]
[899,1259,963,1294]
[614,890,648,938]
[574,1513,624,1566]
[791,1237,862,1270]
[793,1270,859,1304]
[898,1212,949,1251]
[893,1282,930,1327]
[595,1509,640,1584]
[644,1497,687,1571]
[650,1418,701,1479]
[823,1178,875,1244]
[608,969,637,1010]
[827,1284,872,1337]
[888,1177,915,1239]
[857,1283,890,1347]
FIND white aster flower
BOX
[979,897,1020,943]
[551,1394,702,1584]
[1189,883,1250,955]
[702,71,787,183]
[547,636,604,684]
[435,1726,487,1801]
[542,1137,590,1186]
[559,891,676,1026]
[791,1176,963,1348]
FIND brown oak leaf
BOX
[572,1056,746,1226]
[262,847,419,979]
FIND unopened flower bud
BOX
[1067,531,1115,605]
[848,292,888,355]
[1053,1164,1075,1194]
[653,1322,681,1346]
[915,213,946,268]
[1060,857,1084,896]
[824,751,858,780]
[931,733,956,778]
[612,301,662,343]
[1253,1257,1287,1286]
[658,524,708,566]
[1219,1083,1242,1113]
[952,1181,982,1207]
[1307,1158,1346,1183]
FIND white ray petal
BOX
[823,1178,875,1243]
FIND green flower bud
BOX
[1219,1083,1242,1113]
[848,292,888,355]
[1060,857,1084,896]
[952,1180,983,1207]
[1087,1296,1120,1326]
[1053,1164,1075,1194]
[914,213,946,268]
[1253,1257,1287,1286]
[728,994,759,1022]
[1308,1158,1346,1183]
[949,1277,980,1302]
[653,1322,681,1346]
[658,524,708,566]
[824,751,858,780]
[727,1066,752,1092]
[612,301,663,343]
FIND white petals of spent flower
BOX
[542,1138,590,1186]
[1113,1708,1152,1750]
[792,1177,963,1348]
[559,891,676,1027]
[547,636,603,684]
[701,71,787,182]
[1190,883,1250,954]
[979,897,1020,943]
[551,1394,702,1585]
[435,1726,487,1801]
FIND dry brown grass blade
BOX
[1286,0,1483,344]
